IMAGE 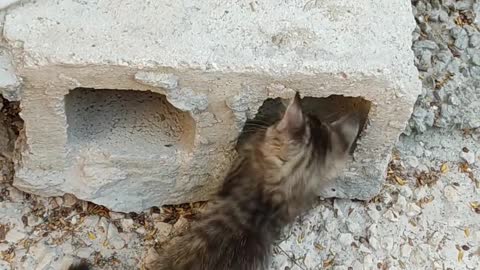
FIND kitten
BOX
[69,92,360,270]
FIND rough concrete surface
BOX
[3,0,420,211]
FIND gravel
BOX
[407,0,480,134]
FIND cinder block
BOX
[4,0,420,212]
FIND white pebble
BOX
[76,247,92,259]
[121,218,134,231]
[383,209,399,222]
[154,222,173,240]
[428,231,444,248]
[338,233,354,246]
[443,186,458,202]
[381,237,394,252]
[406,203,422,217]
[369,237,380,250]
[346,219,362,235]
[63,194,78,207]
[359,244,371,254]
[109,211,125,220]
[399,186,413,199]
[404,156,419,168]
[107,224,125,250]
[5,229,26,243]
[460,151,475,164]
[393,195,407,212]
[400,244,412,258]
[367,207,380,222]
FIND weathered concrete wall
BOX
[1,0,420,212]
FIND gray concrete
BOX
[2,0,420,212]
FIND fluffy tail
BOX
[68,261,90,270]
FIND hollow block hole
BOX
[237,95,371,151]
[65,88,195,155]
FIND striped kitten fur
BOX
[69,92,360,270]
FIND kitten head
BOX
[255,92,360,199]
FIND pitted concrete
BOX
[2,0,420,212]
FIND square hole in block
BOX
[65,88,195,155]
[237,95,371,151]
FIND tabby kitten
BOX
[69,92,360,270]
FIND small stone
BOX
[418,50,433,71]
[98,217,109,232]
[400,244,412,258]
[5,228,26,243]
[358,244,371,254]
[383,209,399,222]
[411,246,428,264]
[367,224,377,237]
[399,186,413,199]
[413,40,439,51]
[338,233,354,246]
[109,211,125,220]
[49,199,59,209]
[35,246,58,270]
[27,215,42,227]
[455,0,471,10]
[303,250,318,267]
[173,216,189,234]
[367,207,380,222]
[381,237,394,252]
[0,243,10,252]
[369,237,380,251]
[448,94,460,106]
[0,260,10,270]
[414,186,428,200]
[438,9,449,22]
[121,218,134,231]
[470,33,480,48]
[443,186,458,202]
[470,66,480,78]
[154,221,173,239]
[460,151,475,164]
[55,197,64,207]
[63,194,77,207]
[417,164,429,172]
[393,195,407,212]
[76,247,92,259]
[71,216,78,225]
[7,188,24,201]
[135,227,146,235]
[107,224,125,250]
[432,260,443,270]
[428,231,444,248]
[454,30,469,50]
[346,219,362,235]
[406,203,422,217]
[404,156,419,168]
[471,53,480,66]
[415,1,426,13]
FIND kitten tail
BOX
[68,261,90,270]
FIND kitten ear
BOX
[330,113,360,152]
[277,92,305,132]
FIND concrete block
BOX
[0,48,21,101]
[3,0,420,212]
